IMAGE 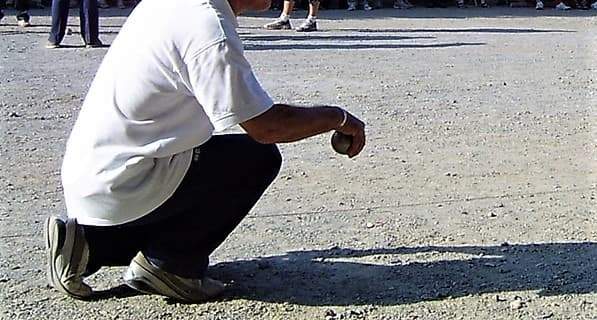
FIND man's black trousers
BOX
[82,134,282,278]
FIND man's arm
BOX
[240,104,366,158]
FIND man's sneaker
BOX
[456,0,466,8]
[536,0,545,9]
[555,1,571,9]
[263,19,291,30]
[123,252,225,302]
[295,19,317,32]
[347,3,357,10]
[364,2,373,10]
[45,216,92,299]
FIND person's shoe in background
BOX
[45,41,60,49]
[555,1,571,9]
[394,0,414,8]
[295,18,317,32]
[98,0,110,8]
[401,0,415,8]
[85,40,105,48]
[263,18,291,30]
[16,11,30,27]
[536,0,545,9]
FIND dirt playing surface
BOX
[1,6,596,320]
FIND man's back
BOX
[62,0,273,226]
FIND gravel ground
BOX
[1,6,596,320]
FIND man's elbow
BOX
[240,106,285,144]
[243,126,280,144]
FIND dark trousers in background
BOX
[48,0,99,44]
[82,134,282,279]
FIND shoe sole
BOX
[264,25,291,30]
[45,216,89,299]
[124,257,196,302]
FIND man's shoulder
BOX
[132,0,237,41]
[168,0,239,54]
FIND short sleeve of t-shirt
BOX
[183,39,273,132]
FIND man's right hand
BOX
[334,108,366,158]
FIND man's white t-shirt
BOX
[61,0,273,226]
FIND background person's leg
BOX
[14,0,30,22]
[81,134,281,279]
[48,0,69,44]
[263,0,294,29]
[308,1,319,17]
[79,0,99,45]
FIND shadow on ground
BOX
[207,242,596,306]
[244,41,485,50]
[241,29,489,50]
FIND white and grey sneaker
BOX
[295,19,317,32]
[124,252,225,302]
[364,2,373,10]
[535,0,545,9]
[263,18,292,30]
[592,1,597,9]
[347,2,357,10]
[555,1,571,9]
[45,216,92,299]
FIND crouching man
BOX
[46,0,365,303]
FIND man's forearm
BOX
[241,104,343,144]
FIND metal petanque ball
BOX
[331,131,352,155]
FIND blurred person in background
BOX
[346,0,374,11]
[536,0,571,9]
[264,0,320,32]
[0,0,31,26]
[46,0,103,48]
